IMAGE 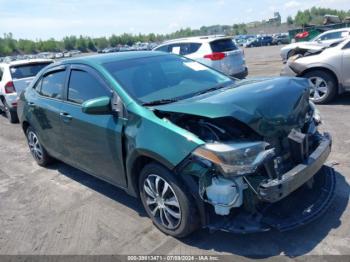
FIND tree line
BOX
[1,6,349,56]
[287,6,350,26]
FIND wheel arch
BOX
[22,120,30,133]
[300,67,340,93]
[126,150,176,198]
[126,151,207,227]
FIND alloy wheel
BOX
[308,76,328,102]
[143,174,181,230]
[27,131,43,161]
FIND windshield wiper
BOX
[191,84,228,97]
[142,98,179,106]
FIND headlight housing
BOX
[193,141,275,176]
[310,101,322,124]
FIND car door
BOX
[27,66,67,158]
[341,41,350,88]
[60,64,127,187]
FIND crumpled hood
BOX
[154,77,311,138]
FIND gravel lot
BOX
[0,45,349,258]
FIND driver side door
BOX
[60,64,127,187]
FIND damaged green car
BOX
[17,52,335,237]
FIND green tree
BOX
[287,16,294,25]
[76,36,87,51]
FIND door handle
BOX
[28,102,36,107]
[60,112,73,123]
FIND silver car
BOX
[281,38,350,104]
[280,28,350,63]
[153,36,248,79]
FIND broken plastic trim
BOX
[192,141,275,176]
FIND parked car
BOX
[281,28,350,62]
[272,34,290,45]
[0,59,53,122]
[281,39,350,104]
[153,36,248,79]
[245,36,273,47]
[17,52,334,237]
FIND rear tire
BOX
[303,70,338,104]
[139,162,199,238]
[3,100,18,123]
[26,126,53,166]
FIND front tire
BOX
[139,163,199,238]
[303,70,337,104]
[26,126,53,166]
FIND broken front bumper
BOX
[258,133,332,203]
[206,133,335,233]
[207,166,335,233]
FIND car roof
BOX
[320,27,350,34]
[160,35,230,45]
[0,58,53,67]
[55,51,168,66]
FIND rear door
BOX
[10,62,52,95]
[28,66,67,158]
[60,65,127,187]
[207,38,245,75]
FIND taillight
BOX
[5,81,16,94]
[203,52,226,61]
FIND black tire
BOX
[3,100,19,123]
[303,70,338,104]
[277,41,282,45]
[139,162,199,238]
[26,126,53,166]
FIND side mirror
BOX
[82,96,111,115]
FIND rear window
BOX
[210,39,238,52]
[10,62,52,80]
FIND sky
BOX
[0,0,349,40]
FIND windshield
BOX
[103,54,233,104]
[10,62,52,80]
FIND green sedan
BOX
[17,51,335,237]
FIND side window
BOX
[344,41,350,49]
[0,68,3,81]
[68,69,110,104]
[180,43,201,55]
[154,45,169,53]
[319,32,342,41]
[169,44,181,55]
[40,70,66,99]
[33,78,43,91]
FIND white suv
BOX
[0,59,52,123]
[153,36,248,79]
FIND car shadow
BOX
[45,162,348,258]
[182,170,349,258]
[46,161,148,218]
[328,93,350,106]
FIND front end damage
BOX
[154,78,335,233]
[175,115,334,233]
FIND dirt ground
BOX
[0,45,349,259]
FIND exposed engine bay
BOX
[155,103,334,233]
